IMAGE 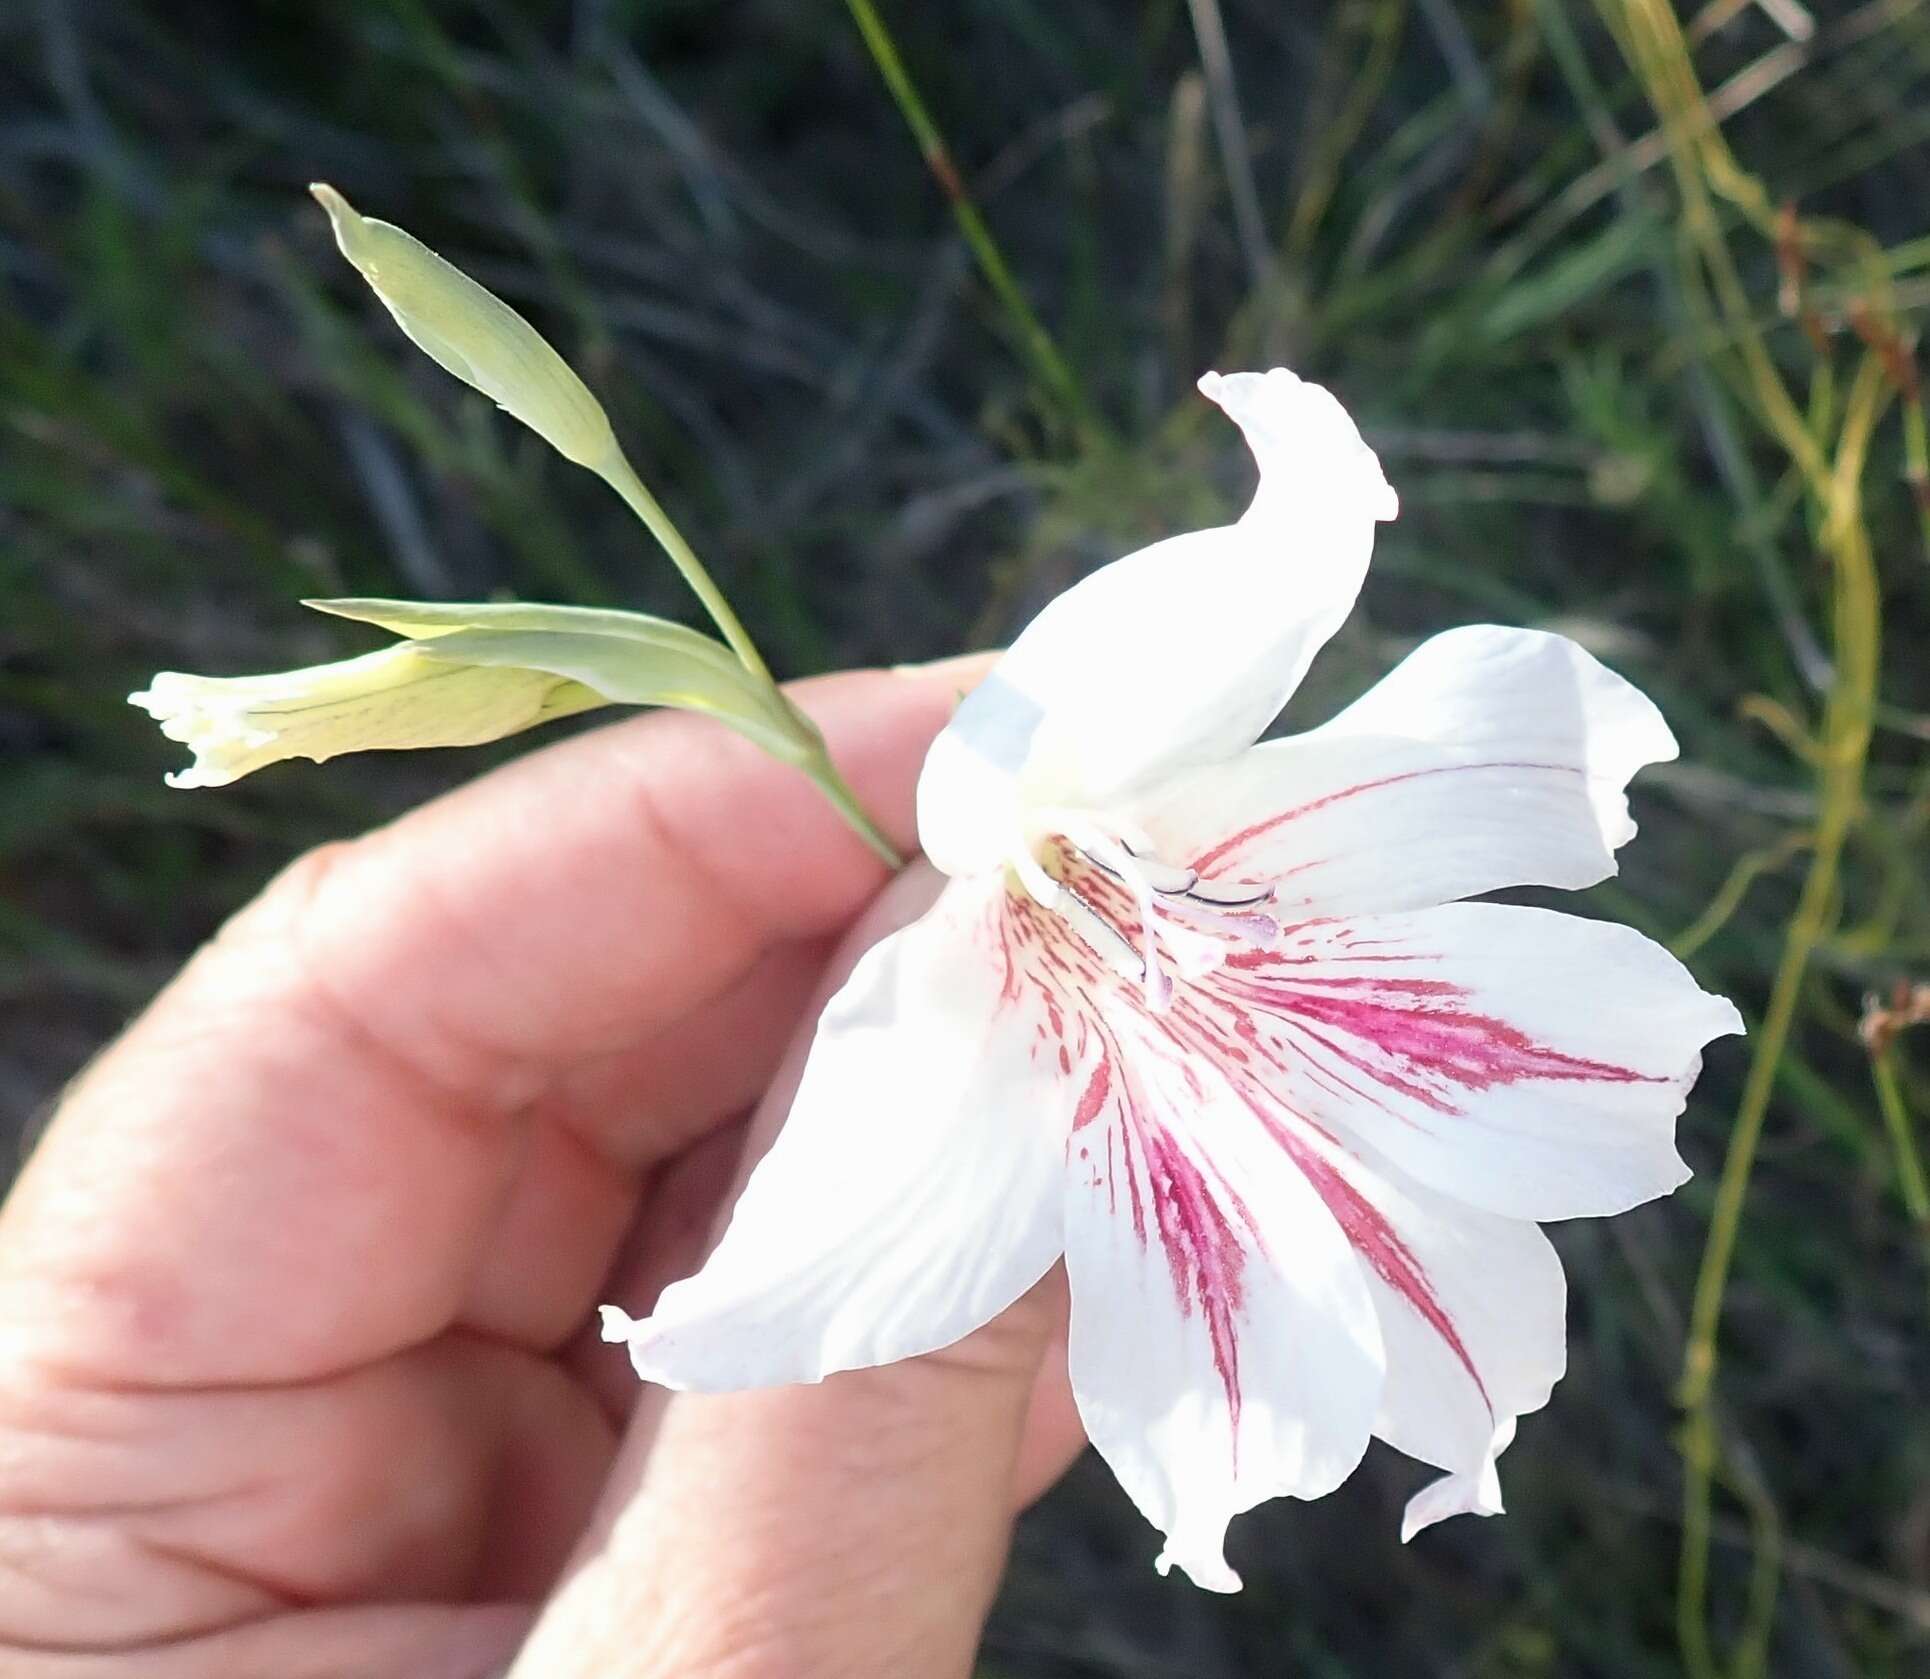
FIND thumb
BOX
[510,873,1080,1679]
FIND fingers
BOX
[0,660,986,1388]
[0,1604,530,1679]
[512,1295,1068,1679]
[273,656,996,1089]
[0,1334,610,1652]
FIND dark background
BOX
[3,2,1928,1673]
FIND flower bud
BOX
[311,182,619,470]
[131,599,816,789]
[131,642,605,788]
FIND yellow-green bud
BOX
[311,182,619,470]
[130,643,605,787]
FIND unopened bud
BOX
[311,182,619,470]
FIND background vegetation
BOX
[3,1,1927,1673]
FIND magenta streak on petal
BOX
[995,856,1524,1456]
[1157,993,1494,1413]
[1189,760,1583,877]
[1073,1054,1112,1131]
[1216,971,1660,1116]
[1135,1118,1252,1445]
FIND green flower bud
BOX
[311,182,619,470]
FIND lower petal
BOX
[1062,1030,1385,1590]
[1281,1126,1564,1507]
[1402,1417,1517,1542]
[1197,901,1742,1220]
[606,867,1066,1390]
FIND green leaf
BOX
[414,625,816,765]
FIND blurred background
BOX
[3,0,1927,1673]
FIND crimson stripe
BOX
[1189,759,1582,876]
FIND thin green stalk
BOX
[1870,1049,1930,1282]
[597,453,903,869]
[1675,354,1887,1679]
[597,451,773,686]
[842,0,1098,441]
[802,744,903,869]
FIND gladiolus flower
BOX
[599,364,1741,1588]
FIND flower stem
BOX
[842,0,1099,444]
[596,449,774,686]
[1674,352,1886,1679]
[803,745,904,870]
[595,450,903,869]
[1870,1048,1930,1299]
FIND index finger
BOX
[0,659,986,1386]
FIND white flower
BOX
[599,367,1742,1590]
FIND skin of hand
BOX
[0,659,1087,1679]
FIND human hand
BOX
[0,661,1085,1679]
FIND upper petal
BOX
[1061,1005,1385,1590]
[918,368,1395,877]
[1189,902,1742,1221]
[1129,625,1676,917]
[605,866,1067,1390]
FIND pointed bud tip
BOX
[308,182,362,249]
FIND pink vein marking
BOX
[1161,994,1493,1410]
[1217,974,1659,1113]
[1189,759,1583,876]
[1276,1126,1491,1411]
[1135,1119,1252,1447]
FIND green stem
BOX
[1674,354,1886,1679]
[803,745,904,870]
[843,0,1099,442]
[1871,1048,1930,1285]
[597,450,773,686]
[597,451,903,869]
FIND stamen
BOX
[1011,846,1062,909]
[1058,818,1172,1011]
[1087,849,1201,898]
[1181,877,1275,908]
[1164,900,1282,947]
[1025,808,1277,1007]
[1059,884,1145,984]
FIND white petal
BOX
[609,866,1066,1390]
[1278,1126,1564,1506]
[918,367,1395,877]
[1062,1020,1384,1590]
[1402,1417,1517,1542]
[1188,902,1742,1221]
[1131,625,1676,917]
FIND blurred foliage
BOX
[3,0,1929,1674]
